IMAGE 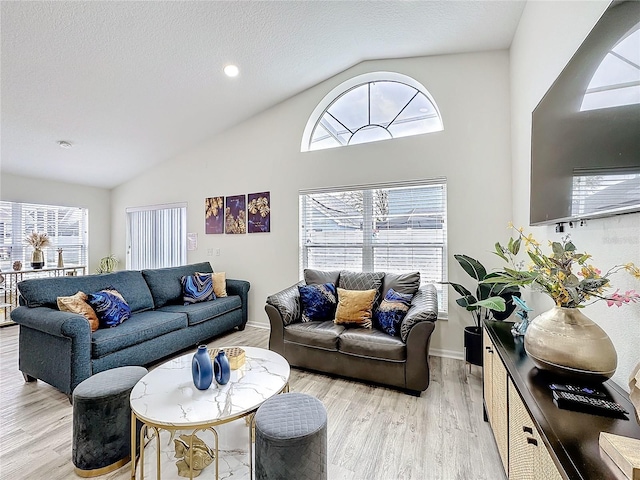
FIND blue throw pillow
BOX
[87,288,132,328]
[375,288,413,336]
[298,283,337,322]
[181,273,215,305]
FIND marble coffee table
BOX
[129,346,290,480]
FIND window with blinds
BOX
[126,203,187,270]
[0,201,88,269]
[571,168,640,218]
[300,179,448,314]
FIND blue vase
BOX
[192,345,213,390]
[214,350,231,385]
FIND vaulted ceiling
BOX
[1,1,526,189]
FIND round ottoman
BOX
[72,366,147,477]
[255,392,327,480]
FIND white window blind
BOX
[300,179,448,314]
[0,201,88,269]
[126,203,187,270]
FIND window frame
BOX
[126,202,187,270]
[299,179,448,316]
[0,200,89,269]
[301,71,444,152]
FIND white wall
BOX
[0,172,112,273]
[111,51,513,357]
[510,0,640,389]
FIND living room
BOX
[1,1,639,479]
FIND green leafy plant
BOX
[445,254,521,328]
[96,254,118,274]
[488,227,640,308]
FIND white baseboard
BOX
[245,321,269,330]
[430,348,464,360]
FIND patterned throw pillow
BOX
[57,291,100,332]
[87,288,132,328]
[298,283,337,322]
[334,288,377,328]
[338,271,385,307]
[375,288,413,336]
[181,273,215,305]
[196,271,228,298]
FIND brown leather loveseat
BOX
[265,269,438,395]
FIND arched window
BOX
[301,72,443,152]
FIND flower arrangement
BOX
[489,226,640,308]
[24,232,52,249]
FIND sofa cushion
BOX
[338,328,407,361]
[304,269,341,286]
[57,291,100,332]
[334,288,376,328]
[18,270,154,312]
[159,296,241,326]
[87,288,132,328]
[381,271,420,296]
[375,288,413,336]
[91,310,187,358]
[142,262,213,308]
[181,273,215,305]
[299,283,337,322]
[284,321,345,351]
[338,271,385,307]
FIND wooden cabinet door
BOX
[483,328,494,422]
[508,378,562,480]
[493,353,509,474]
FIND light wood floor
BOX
[0,325,505,480]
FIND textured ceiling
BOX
[1,1,526,189]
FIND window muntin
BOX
[0,201,88,269]
[300,180,448,315]
[302,72,443,152]
[126,203,187,270]
[581,24,640,111]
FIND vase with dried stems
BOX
[25,232,51,270]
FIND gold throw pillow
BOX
[212,272,227,297]
[57,291,100,332]
[334,288,376,328]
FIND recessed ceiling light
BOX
[223,64,239,78]
[57,141,73,149]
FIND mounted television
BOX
[530,0,640,225]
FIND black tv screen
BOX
[530,0,640,225]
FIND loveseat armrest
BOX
[265,281,304,356]
[226,279,251,327]
[266,281,304,326]
[400,283,438,343]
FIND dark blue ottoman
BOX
[72,366,147,477]
[255,392,327,480]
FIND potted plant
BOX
[96,254,118,274]
[446,254,520,367]
[25,232,52,269]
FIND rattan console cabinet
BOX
[483,320,640,480]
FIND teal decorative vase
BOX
[192,345,213,390]
[214,350,231,385]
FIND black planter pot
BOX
[464,326,483,367]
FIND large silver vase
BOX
[524,306,617,382]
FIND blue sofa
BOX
[11,262,250,396]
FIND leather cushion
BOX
[381,271,420,296]
[338,328,407,361]
[304,269,341,285]
[284,320,345,350]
